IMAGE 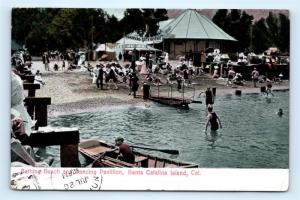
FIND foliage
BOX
[12,8,168,55]
[252,12,290,53]
[12,8,288,55]
[212,9,289,54]
[213,9,254,52]
[120,9,168,37]
[252,18,271,53]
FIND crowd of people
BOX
[9,47,288,166]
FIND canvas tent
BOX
[115,37,161,61]
[160,9,237,60]
[95,43,115,52]
[92,43,115,61]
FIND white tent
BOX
[115,37,145,45]
[115,36,161,60]
[95,44,115,52]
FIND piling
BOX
[143,84,150,99]
[212,87,216,96]
[235,90,242,95]
[260,86,266,93]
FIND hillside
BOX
[167,9,289,21]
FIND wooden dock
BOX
[20,74,80,167]
[149,96,191,109]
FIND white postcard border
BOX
[11,167,288,191]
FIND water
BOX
[47,91,289,168]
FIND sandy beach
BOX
[31,60,289,116]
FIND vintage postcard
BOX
[10,8,289,191]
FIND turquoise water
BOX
[48,91,289,168]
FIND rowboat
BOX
[79,139,198,168]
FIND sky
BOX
[104,8,125,19]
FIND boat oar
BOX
[131,146,179,155]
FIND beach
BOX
[32,60,289,116]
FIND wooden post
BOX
[35,104,48,128]
[212,88,216,96]
[26,128,80,167]
[61,144,80,167]
[235,90,242,95]
[23,83,41,119]
[24,97,51,129]
[143,84,150,99]
[23,83,40,97]
[20,75,35,83]
[141,158,149,168]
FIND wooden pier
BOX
[149,96,191,109]
[20,74,80,167]
[142,83,201,109]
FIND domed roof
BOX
[160,9,237,41]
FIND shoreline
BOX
[30,61,289,117]
[47,85,289,117]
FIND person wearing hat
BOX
[114,137,135,164]
[251,67,259,87]
[205,105,222,134]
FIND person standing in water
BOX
[205,105,222,134]
[277,108,283,117]
[199,88,214,110]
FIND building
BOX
[160,9,237,61]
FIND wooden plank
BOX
[23,83,40,97]
[25,128,80,146]
[24,97,51,105]
[23,83,40,90]
[181,164,199,168]
[20,75,35,83]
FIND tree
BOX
[212,9,254,51]
[105,15,123,43]
[48,9,78,51]
[252,18,271,53]
[266,12,279,47]
[120,9,146,36]
[12,8,59,54]
[278,13,290,53]
[120,9,168,37]
[239,11,254,51]
[212,9,229,32]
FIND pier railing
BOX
[149,82,196,102]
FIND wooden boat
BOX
[79,139,198,168]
